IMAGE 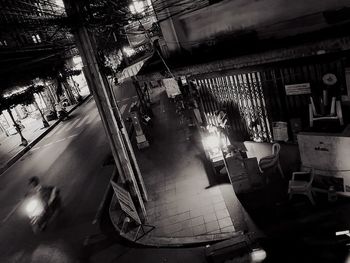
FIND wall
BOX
[156,0,183,53]
[298,132,350,193]
[159,0,350,53]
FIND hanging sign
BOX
[111,181,141,224]
[272,122,288,142]
[162,78,181,98]
[285,83,311,95]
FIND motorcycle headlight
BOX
[25,197,44,217]
[202,135,220,150]
[250,248,267,262]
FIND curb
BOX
[92,123,134,225]
[108,194,240,248]
[0,94,92,176]
[101,94,238,248]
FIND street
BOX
[0,84,348,263]
[0,86,208,263]
[0,97,113,262]
[3,0,350,262]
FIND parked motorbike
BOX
[24,187,61,233]
[58,109,70,120]
[141,114,153,127]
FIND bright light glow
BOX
[54,0,64,7]
[207,125,218,133]
[72,56,83,70]
[250,248,267,263]
[129,1,145,14]
[3,86,30,98]
[73,56,82,65]
[25,197,44,218]
[202,134,220,150]
[123,46,136,57]
[336,230,350,236]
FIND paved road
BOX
[0,85,210,263]
[0,91,139,262]
[0,97,115,262]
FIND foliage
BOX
[31,85,46,94]
[79,0,131,53]
[60,69,82,79]
[6,91,35,107]
[0,85,46,110]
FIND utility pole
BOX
[63,0,148,221]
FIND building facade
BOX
[148,0,350,142]
[0,0,63,49]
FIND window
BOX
[35,34,41,43]
[0,40,7,47]
[35,3,43,16]
[0,40,8,47]
[32,34,42,44]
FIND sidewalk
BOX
[109,87,260,246]
[0,93,92,175]
[101,86,350,260]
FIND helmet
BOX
[28,176,40,187]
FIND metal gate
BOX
[192,56,346,142]
[194,72,273,142]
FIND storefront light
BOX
[3,86,30,98]
[123,46,136,57]
[203,134,220,150]
[129,1,145,15]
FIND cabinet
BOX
[224,153,263,194]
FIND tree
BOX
[56,68,82,105]
[1,84,51,147]
[30,85,50,128]
[0,95,28,146]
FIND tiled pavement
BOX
[134,87,234,238]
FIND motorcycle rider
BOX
[27,176,56,209]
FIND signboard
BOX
[272,122,288,142]
[285,83,311,95]
[111,181,141,224]
[162,78,181,98]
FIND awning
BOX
[118,56,152,83]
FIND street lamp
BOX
[122,46,136,57]
[6,108,28,147]
[129,1,145,15]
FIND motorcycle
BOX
[58,109,70,121]
[24,187,61,233]
[141,114,153,127]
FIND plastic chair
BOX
[258,143,284,182]
[288,168,315,205]
[309,97,343,127]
